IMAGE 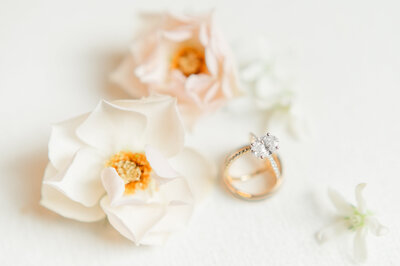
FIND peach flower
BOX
[111,12,240,125]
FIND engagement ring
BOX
[223,132,283,200]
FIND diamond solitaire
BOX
[250,132,279,159]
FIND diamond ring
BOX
[223,132,283,200]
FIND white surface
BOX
[1,0,399,265]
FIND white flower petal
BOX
[328,188,353,216]
[145,145,179,179]
[169,148,216,202]
[101,167,125,206]
[240,61,264,82]
[44,148,105,207]
[158,177,193,204]
[40,163,105,222]
[365,216,388,236]
[48,114,87,171]
[254,75,279,102]
[102,165,158,207]
[176,104,203,130]
[101,200,136,242]
[221,72,235,98]
[354,227,368,263]
[148,203,192,233]
[76,100,147,154]
[355,183,367,213]
[316,220,348,243]
[112,96,185,157]
[100,196,166,244]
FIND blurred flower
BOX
[41,95,213,245]
[111,12,240,127]
[317,183,388,263]
[230,36,307,139]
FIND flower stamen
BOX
[345,208,366,230]
[106,151,152,195]
[171,46,207,76]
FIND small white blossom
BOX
[317,183,388,263]
[231,36,307,139]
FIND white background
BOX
[1,0,399,265]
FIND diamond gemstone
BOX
[250,133,279,158]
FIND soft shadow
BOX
[87,48,132,100]
[101,50,131,99]
[9,145,75,223]
[302,189,329,218]
[14,146,52,218]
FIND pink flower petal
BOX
[205,48,219,76]
[185,74,213,93]
[204,82,220,103]
[162,28,192,41]
[199,23,209,46]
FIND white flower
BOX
[317,183,388,263]
[231,36,307,139]
[40,95,213,245]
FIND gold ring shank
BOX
[223,146,283,200]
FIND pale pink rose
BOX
[111,12,240,125]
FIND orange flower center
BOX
[106,151,152,195]
[171,46,207,76]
